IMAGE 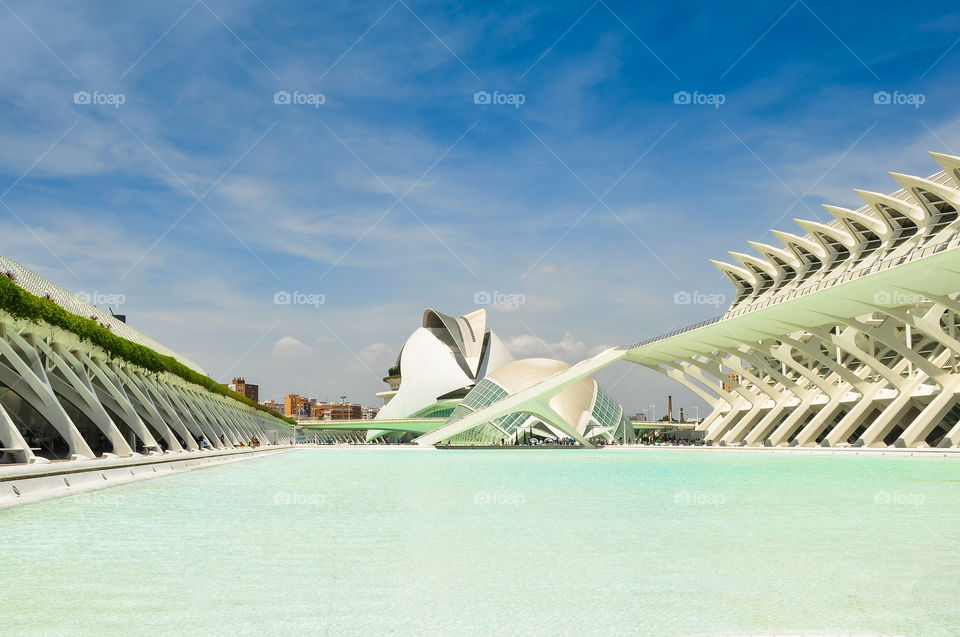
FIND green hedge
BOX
[0,274,295,425]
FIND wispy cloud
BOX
[1,0,957,413]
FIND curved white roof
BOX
[375,307,513,422]
[719,152,960,316]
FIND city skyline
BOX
[1,1,958,414]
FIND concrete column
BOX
[93,358,182,452]
[767,328,875,446]
[175,385,239,446]
[110,364,198,451]
[158,381,228,449]
[132,371,218,448]
[677,355,762,442]
[69,349,161,452]
[36,340,132,457]
[0,401,34,462]
[842,309,953,446]
[0,325,94,458]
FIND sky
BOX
[1,0,959,418]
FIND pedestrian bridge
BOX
[298,418,443,434]
[416,153,960,450]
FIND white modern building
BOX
[438,358,634,446]
[370,308,512,430]
[0,254,293,463]
[358,307,634,445]
[416,152,960,449]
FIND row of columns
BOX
[650,294,960,449]
[0,317,292,463]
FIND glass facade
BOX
[461,379,509,411]
[591,387,622,430]
[494,411,531,435]
[442,378,541,444]
[420,407,454,418]
[446,378,509,423]
[439,374,630,445]
[614,413,635,442]
[588,387,634,442]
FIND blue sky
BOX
[1,0,959,416]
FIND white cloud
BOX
[358,341,393,365]
[2,0,955,420]
[505,331,611,363]
[272,336,313,358]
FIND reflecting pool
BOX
[1,448,958,636]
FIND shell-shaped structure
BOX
[439,358,633,445]
[374,308,513,421]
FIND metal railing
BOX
[625,314,723,351]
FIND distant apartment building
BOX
[284,394,313,418]
[361,407,380,420]
[283,394,366,420]
[314,402,362,421]
[261,399,282,414]
[227,377,259,402]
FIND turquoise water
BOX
[1,448,959,636]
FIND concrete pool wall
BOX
[0,446,293,508]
